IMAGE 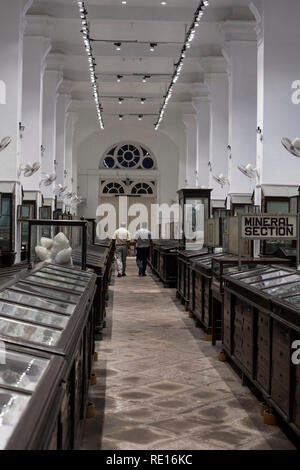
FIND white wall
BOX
[75,110,181,219]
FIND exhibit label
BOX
[241,215,297,240]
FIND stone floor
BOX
[81,258,296,450]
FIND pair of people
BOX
[113,223,151,277]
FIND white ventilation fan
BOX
[213,174,229,188]
[40,173,57,187]
[0,136,11,152]
[282,137,300,158]
[64,191,75,200]
[55,184,68,195]
[238,164,259,179]
[18,162,41,178]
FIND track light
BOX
[78,2,104,129]
[142,75,151,83]
[118,97,124,104]
[117,75,123,82]
[155,0,210,130]
[119,115,123,120]
[141,98,146,104]
[115,42,122,51]
[138,115,143,121]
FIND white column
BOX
[55,92,72,195]
[41,69,63,204]
[0,0,33,260]
[222,21,257,197]
[202,57,229,200]
[250,0,300,205]
[182,114,198,187]
[21,28,51,197]
[192,85,211,188]
[64,111,79,203]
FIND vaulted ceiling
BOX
[27,0,254,128]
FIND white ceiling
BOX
[28,0,254,127]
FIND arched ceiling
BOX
[27,0,254,128]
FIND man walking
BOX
[113,223,131,277]
[134,222,152,277]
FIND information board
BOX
[241,215,297,240]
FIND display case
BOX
[177,248,208,310]
[0,193,15,267]
[0,341,65,450]
[178,188,212,250]
[73,242,112,333]
[86,219,96,245]
[151,240,179,287]
[39,206,52,220]
[0,262,97,449]
[223,265,300,437]
[27,220,87,270]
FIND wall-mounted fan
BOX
[282,137,300,158]
[0,136,11,153]
[213,174,229,188]
[40,173,57,187]
[55,184,68,195]
[64,191,75,200]
[18,162,41,177]
[237,164,259,179]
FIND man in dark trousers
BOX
[134,222,152,277]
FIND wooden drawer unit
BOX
[223,291,232,351]
[271,321,291,415]
[194,272,203,320]
[233,298,254,374]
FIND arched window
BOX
[100,142,157,170]
[131,183,153,195]
[102,182,125,194]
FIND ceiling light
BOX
[161,1,167,4]
[122,0,127,4]
[115,42,122,51]
[138,115,143,120]
[142,75,151,83]
[119,97,124,104]
[141,98,146,104]
[117,75,123,82]
[119,115,123,120]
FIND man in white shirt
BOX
[113,223,131,277]
[134,222,152,277]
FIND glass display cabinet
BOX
[150,240,179,287]
[86,219,96,246]
[223,265,300,438]
[0,341,65,450]
[177,248,208,310]
[0,262,97,449]
[0,193,15,267]
[27,220,87,270]
[18,202,37,261]
[178,188,212,250]
[39,206,52,220]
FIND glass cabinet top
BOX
[281,295,300,307]
[0,317,61,346]
[230,267,271,279]
[251,275,300,291]
[0,347,49,392]
[25,275,85,293]
[12,282,80,304]
[46,264,92,279]
[263,281,300,297]
[244,270,292,285]
[0,290,75,315]
[0,390,31,450]
[32,271,88,288]
[0,302,68,329]
[41,267,89,283]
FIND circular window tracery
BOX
[100,142,157,170]
[131,183,153,195]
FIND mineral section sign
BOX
[241,215,298,240]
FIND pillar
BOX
[21,16,52,201]
[222,21,257,198]
[202,57,229,200]
[192,84,211,188]
[182,114,198,188]
[250,0,300,205]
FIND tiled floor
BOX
[81,258,296,450]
